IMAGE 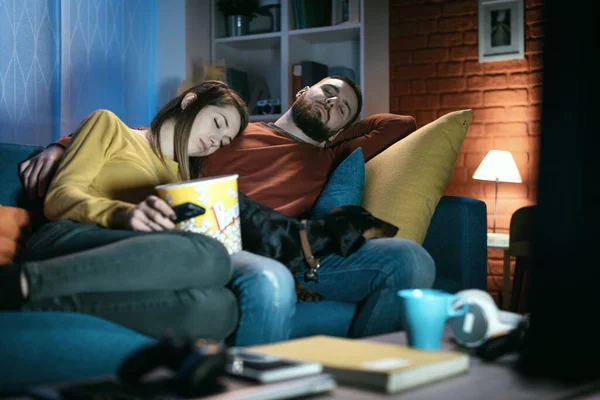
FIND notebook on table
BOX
[249,335,470,394]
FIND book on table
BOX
[248,335,469,394]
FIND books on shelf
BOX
[328,66,356,81]
[332,0,360,25]
[293,0,332,29]
[294,0,360,29]
[249,335,470,394]
[291,61,329,104]
[225,68,250,104]
[347,0,360,24]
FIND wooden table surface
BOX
[311,327,600,400]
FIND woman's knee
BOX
[175,288,239,340]
[156,231,233,284]
[231,252,297,311]
[249,266,297,311]
[366,238,436,288]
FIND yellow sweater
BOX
[45,110,180,228]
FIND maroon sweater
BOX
[201,114,416,218]
[57,113,416,218]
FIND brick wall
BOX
[389,0,543,305]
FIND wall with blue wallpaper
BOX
[0,0,186,146]
[0,0,61,145]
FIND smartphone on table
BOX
[225,348,323,383]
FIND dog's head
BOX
[323,206,399,257]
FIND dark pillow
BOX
[310,147,364,220]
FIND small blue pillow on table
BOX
[310,147,365,220]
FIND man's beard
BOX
[291,96,330,143]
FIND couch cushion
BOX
[0,205,32,263]
[310,147,364,220]
[361,109,472,245]
[0,143,43,208]
[0,311,153,393]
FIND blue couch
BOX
[0,142,487,393]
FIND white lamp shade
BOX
[472,150,522,183]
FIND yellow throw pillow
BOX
[362,109,472,244]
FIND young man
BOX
[20,75,435,345]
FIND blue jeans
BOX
[22,220,238,340]
[227,251,297,346]
[301,238,436,337]
[228,238,435,345]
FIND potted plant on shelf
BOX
[217,0,262,37]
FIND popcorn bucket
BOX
[155,174,241,254]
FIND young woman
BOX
[0,81,249,341]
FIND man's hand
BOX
[18,145,65,200]
[126,195,177,231]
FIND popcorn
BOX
[155,174,242,254]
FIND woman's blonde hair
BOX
[148,80,249,181]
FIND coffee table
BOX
[22,327,599,400]
[316,327,599,400]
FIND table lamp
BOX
[472,150,522,233]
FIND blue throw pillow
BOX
[310,147,365,220]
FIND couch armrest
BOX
[423,195,487,293]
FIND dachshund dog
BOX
[238,193,399,302]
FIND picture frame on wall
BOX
[478,0,524,63]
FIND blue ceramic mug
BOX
[397,289,469,351]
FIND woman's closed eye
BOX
[214,114,228,131]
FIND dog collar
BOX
[299,219,320,283]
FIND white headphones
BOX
[448,289,524,348]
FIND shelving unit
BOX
[249,114,282,122]
[288,23,361,42]
[200,0,389,122]
[214,32,281,49]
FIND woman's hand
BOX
[126,195,177,231]
[19,145,65,200]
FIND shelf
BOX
[203,0,387,124]
[249,114,281,122]
[289,23,361,44]
[215,32,281,50]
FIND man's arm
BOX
[330,113,417,162]
[19,142,67,200]
[20,125,143,199]
[44,110,135,228]
[19,131,104,199]
[55,134,71,148]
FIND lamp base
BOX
[487,232,509,248]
